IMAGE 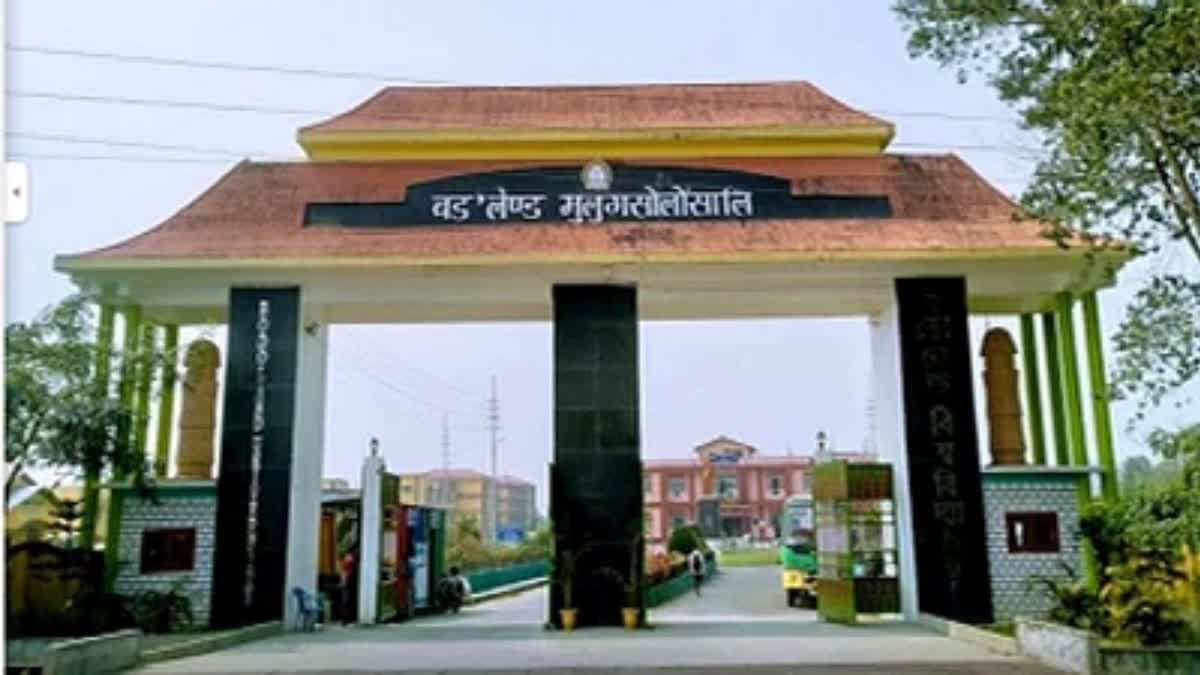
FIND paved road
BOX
[133,566,1061,674]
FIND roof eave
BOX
[54,245,1135,276]
[296,124,897,161]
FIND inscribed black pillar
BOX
[895,277,994,624]
[210,288,299,628]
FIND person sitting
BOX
[439,565,466,613]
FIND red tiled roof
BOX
[301,82,890,135]
[58,155,1058,264]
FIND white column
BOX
[357,450,385,625]
[282,315,328,629]
[869,302,920,621]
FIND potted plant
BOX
[556,547,580,630]
[622,526,644,629]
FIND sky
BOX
[7,1,1194,513]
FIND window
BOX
[140,528,196,573]
[672,515,686,529]
[717,472,738,499]
[668,476,686,498]
[643,476,651,495]
[768,474,783,495]
[800,472,812,494]
[1006,512,1060,553]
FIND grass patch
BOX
[718,548,779,566]
[984,622,1016,637]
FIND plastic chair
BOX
[292,587,319,631]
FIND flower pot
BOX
[559,608,577,631]
[622,607,639,629]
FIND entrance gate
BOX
[55,81,1129,630]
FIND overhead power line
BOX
[8,152,236,165]
[5,131,285,158]
[7,89,331,116]
[341,331,489,402]
[10,43,1019,124]
[8,43,454,85]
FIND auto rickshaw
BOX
[779,494,818,608]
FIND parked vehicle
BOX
[779,495,818,608]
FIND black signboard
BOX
[305,164,891,227]
[210,288,300,628]
[895,277,994,624]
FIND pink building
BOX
[643,436,866,544]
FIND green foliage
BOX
[1111,279,1200,423]
[1148,423,1200,489]
[666,524,707,556]
[1030,563,1107,634]
[126,578,194,634]
[1080,483,1200,571]
[1040,483,1200,645]
[4,295,159,500]
[893,0,1200,428]
[1100,553,1189,646]
[48,499,84,549]
[445,514,549,573]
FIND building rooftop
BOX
[56,154,1057,266]
[299,81,891,136]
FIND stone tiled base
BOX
[115,487,218,626]
[982,478,1081,622]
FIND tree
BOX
[1120,455,1154,495]
[893,0,1200,438]
[4,295,159,544]
[1148,423,1200,489]
[667,524,707,556]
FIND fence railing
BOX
[646,559,718,608]
[465,560,550,594]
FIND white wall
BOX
[283,313,328,629]
[869,300,919,620]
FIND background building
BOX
[398,468,536,541]
[643,436,867,544]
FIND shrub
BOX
[1100,552,1188,646]
[126,578,193,634]
[667,524,707,556]
[1030,564,1107,634]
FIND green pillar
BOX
[81,304,116,551]
[1056,294,1089,469]
[131,323,155,473]
[1082,293,1118,502]
[106,304,142,589]
[154,325,179,478]
[116,304,143,468]
[1020,314,1047,465]
[1041,313,1070,466]
[1057,293,1098,588]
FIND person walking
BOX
[688,548,706,596]
[340,548,358,624]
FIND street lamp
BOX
[369,437,379,457]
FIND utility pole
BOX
[441,414,451,510]
[487,376,500,543]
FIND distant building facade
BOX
[643,436,867,544]
[398,468,536,540]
